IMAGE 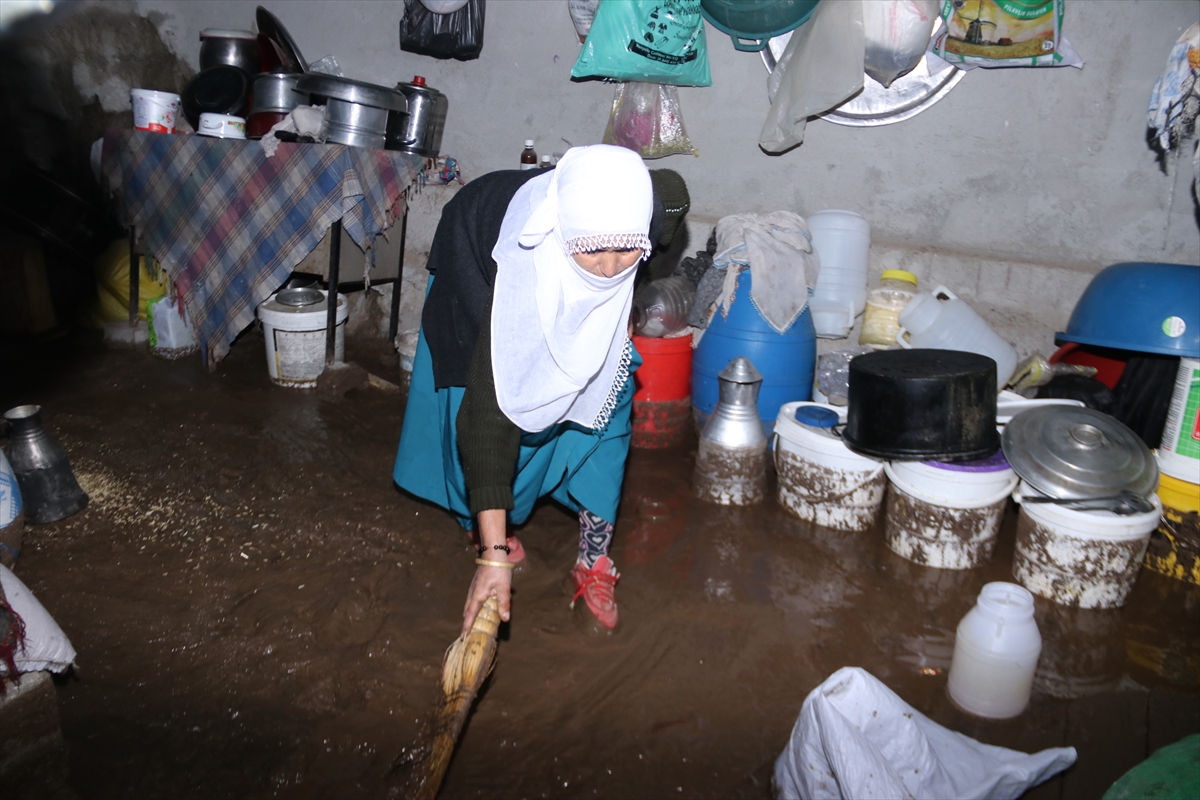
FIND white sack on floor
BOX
[0,564,77,675]
[773,667,1076,800]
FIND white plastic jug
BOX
[947,582,1042,719]
[808,210,871,339]
[897,286,1018,389]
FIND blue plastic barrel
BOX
[692,270,816,437]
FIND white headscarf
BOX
[491,145,653,433]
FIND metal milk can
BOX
[693,357,768,505]
[3,405,88,525]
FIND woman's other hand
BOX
[462,508,511,635]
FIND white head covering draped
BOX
[491,144,652,433]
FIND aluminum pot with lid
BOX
[296,74,406,150]
[387,75,448,157]
[251,72,307,114]
[199,29,261,73]
[1002,406,1158,500]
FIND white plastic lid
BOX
[524,139,534,147]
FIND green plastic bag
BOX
[571,0,712,87]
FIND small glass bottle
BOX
[859,269,917,348]
[520,139,538,170]
[539,154,552,169]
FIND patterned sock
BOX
[578,509,614,569]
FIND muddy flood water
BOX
[3,327,1199,799]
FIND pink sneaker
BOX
[505,536,526,564]
[570,556,620,628]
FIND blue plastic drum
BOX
[692,270,816,437]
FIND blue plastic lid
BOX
[795,405,839,429]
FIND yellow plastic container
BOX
[1145,472,1200,585]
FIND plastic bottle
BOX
[539,154,552,169]
[947,582,1042,719]
[859,270,917,348]
[807,210,871,339]
[897,286,1018,390]
[520,139,538,170]
[632,276,693,338]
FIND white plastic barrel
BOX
[884,454,1018,570]
[773,401,885,531]
[897,286,1018,390]
[807,210,871,339]
[257,291,348,388]
[1012,481,1161,609]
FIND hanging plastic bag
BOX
[147,293,198,359]
[863,0,941,88]
[603,82,696,159]
[571,0,711,87]
[932,0,1083,70]
[774,667,1077,800]
[399,0,485,61]
[761,0,865,153]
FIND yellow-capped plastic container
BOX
[1145,471,1200,585]
[859,269,917,348]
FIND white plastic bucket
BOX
[773,402,885,532]
[1012,481,1162,609]
[131,88,180,133]
[1158,357,1200,483]
[884,460,1017,570]
[897,286,1018,390]
[808,210,870,339]
[257,291,348,388]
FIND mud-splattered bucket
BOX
[631,333,692,449]
[257,290,347,388]
[1144,470,1200,585]
[883,456,1017,569]
[773,401,884,532]
[1013,481,1162,609]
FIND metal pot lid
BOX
[275,287,323,307]
[256,6,308,73]
[295,74,407,112]
[1001,406,1158,500]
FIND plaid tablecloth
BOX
[101,130,422,367]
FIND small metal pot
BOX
[199,29,261,73]
[323,98,389,149]
[387,76,448,157]
[250,72,307,114]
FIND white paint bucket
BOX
[773,401,885,532]
[884,457,1018,569]
[257,291,348,388]
[1158,357,1200,483]
[1012,481,1161,609]
[130,88,180,133]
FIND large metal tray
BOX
[761,19,965,127]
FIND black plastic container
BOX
[843,349,999,462]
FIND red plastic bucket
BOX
[633,335,692,401]
[632,335,693,448]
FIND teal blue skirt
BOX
[393,323,640,530]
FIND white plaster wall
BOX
[131,0,1200,351]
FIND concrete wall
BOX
[116,0,1200,352]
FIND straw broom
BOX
[410,595,502,800]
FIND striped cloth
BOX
[101,130,421,367]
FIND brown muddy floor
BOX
[2,326,1199,800]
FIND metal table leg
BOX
[128,226,139,325]
[326,219,342,365]
[387,209,409,343]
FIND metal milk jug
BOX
[3,405,88,525]
[693,357,768,505]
